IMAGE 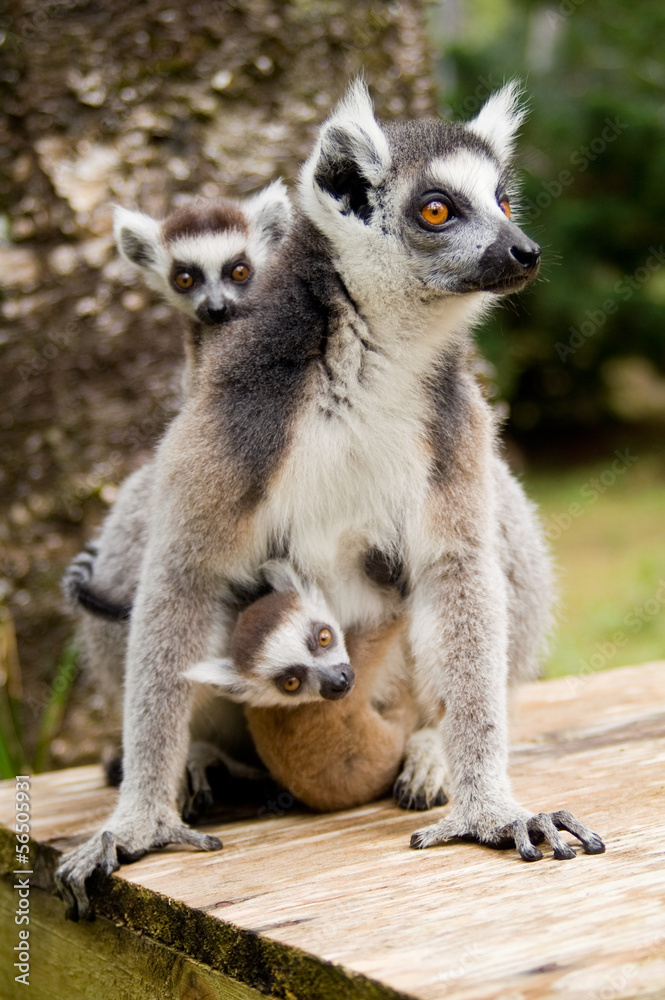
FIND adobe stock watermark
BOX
[17,323,76,383]
[0,0,74,52]
[455,74,501,117]
[575,579,665,680]
[556,246,665,362]
[523,116,628,222]
[62,400,173,521]
[543,449,638,541]
[14,775,32,987]
[578,938,665,1000]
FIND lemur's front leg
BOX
[407,554,605,861]
[55,564,223,920]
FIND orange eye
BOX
[283,676,301,692]
[231,263,250,282]
[318,628,332,648]
[420,200,449,226]
[174,271,194,290]
[499,200,511,219]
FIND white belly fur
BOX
[254,326,432,629]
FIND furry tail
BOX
[61,546,133,622]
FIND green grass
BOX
[523,451,665,677]
[0,611,78,779]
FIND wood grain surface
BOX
[1,661,664,999]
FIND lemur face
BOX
[114,181,292,325]
[164,217,256,325]
[300,81,540,304]
[185,563,354,708]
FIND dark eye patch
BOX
[274,664,309,693]
[170,261,204,292]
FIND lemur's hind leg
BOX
[180,741,267,824]
[393,727,450,810]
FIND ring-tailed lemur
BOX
[114,181,291,325]
[186,561,419,813]
[187,560,355,707]
[64,180,292,637]
[113,181,291,391]
[242,613,420,812]
[57,81,604,921]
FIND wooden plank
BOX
[0,878,265,1000]
[1,662,664,999]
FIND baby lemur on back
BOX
[58,81,605,921]
[67,179,292,626]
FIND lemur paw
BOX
[393,727,449,810]
[55,816,222,921]
[61,546,98,606]
[180,741,267,823]
[410,806,605,861]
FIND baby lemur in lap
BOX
[187,561,419,812]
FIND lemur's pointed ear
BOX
[246,180,293,246]
[301,78,391,221]
[467,81,527,161]
[185,659,249,699]
[261,560,302,595]
[113,205,162,270]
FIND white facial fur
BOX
[161,229,257,322]
[185,562,352,708]
[113,180,292,324]
[466,80,527,161]
[298,80,536,331]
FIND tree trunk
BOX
[0,0,435,765]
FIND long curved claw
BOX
[55,822,223,921]
[527,813,576,860]
[410,805,605,862]
[551,809,605,855]
[510,819,543,862]
[55,831,120,922]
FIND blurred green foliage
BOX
[0,608,78,778]
[434,0,665,439]
[524,452,665,676]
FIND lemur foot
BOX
[393,727,449,810]
[181,741,267,823]
[410,805,605,861]
[55,816,222,921]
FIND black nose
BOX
[510,243,541,270]
[319,665,355,701]
[196,302,228,325]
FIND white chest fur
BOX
[254,304,436,629]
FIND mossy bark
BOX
[0,826,411,1000]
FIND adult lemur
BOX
[57,81,604,919]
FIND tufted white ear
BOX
[299,78,391,220]
[185,658,249,699]
[261,560,304,595]
[467,81,527,162]
[113,205,163,271]
[245,179,293,247]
